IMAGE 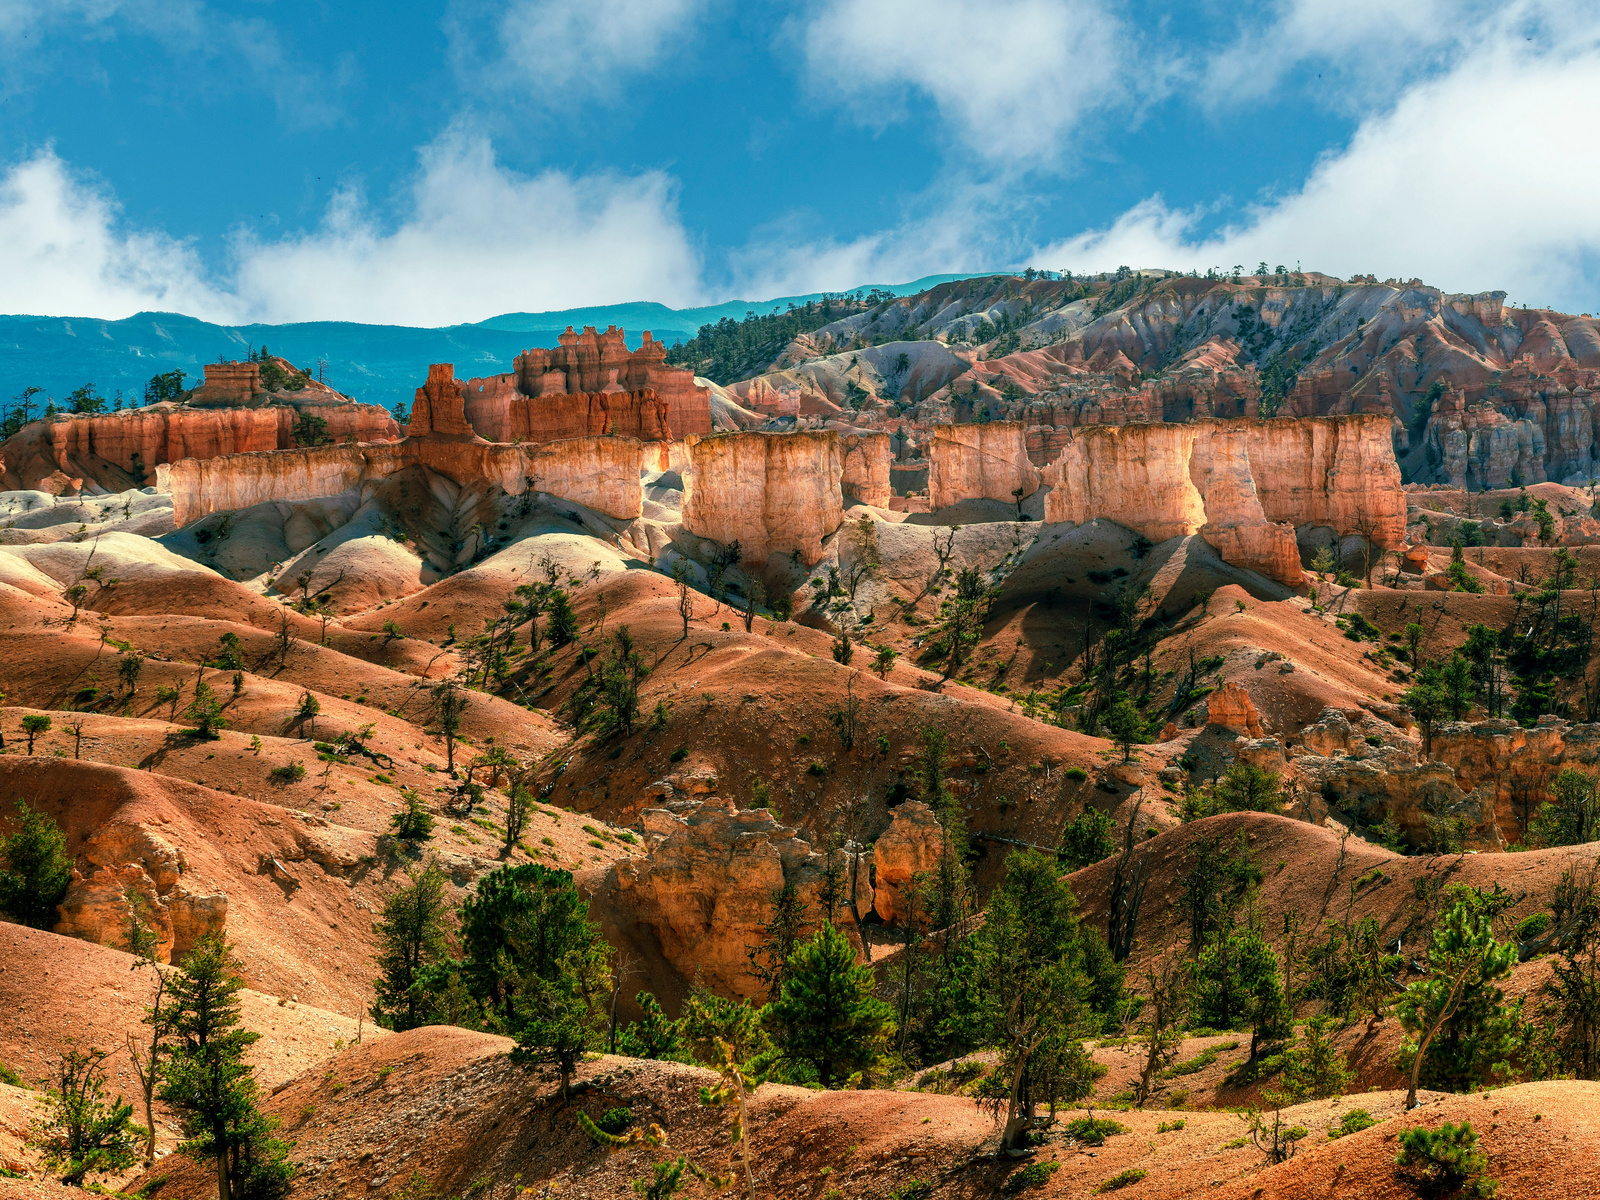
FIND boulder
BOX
[871,801,945,925]
[1205,681,1264,737]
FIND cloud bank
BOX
[0,135,703,326]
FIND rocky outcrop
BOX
[53,821,228,963]
[459,326,712,443]
[927,422,1041,510]
[840,432,892,507]
[681,431,844,567]
[406,364,478,438]
[1187,423,1301,583]
[870,801,945,925]
[0,403,401,495]
[188,361,266,407]
[1043,416,1404,585]
[159,434,646,526]
[1205,681,1265,737]
[603,796,871,999]
[1247,414,1406,540]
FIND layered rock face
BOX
[160,435,646,526]
[406,363,478,438]
[1043,415,1404,585]
[927,422,1041,510]
[457,326,712,443]
[840,431,892,507]
[602,795,870,1000]
[681,431,845,567]
[0,402,401,495]
[188,361,266,407]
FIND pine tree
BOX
[0,799,72,928]
[371,862,454,1031]
[746,882,808,1004]
[764,922,892,1088]
[1397,901,1520,1108]
[27,1047,138,1186]
[973,848,1097,1150]
[158,933,295,1200]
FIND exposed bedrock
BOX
[159,435,647,527]
[0,402,401,495]
[927,421,1041,510]
[681,430,845,568]
[1043,415,1404,584]
[840,431,892,507]
[596,795,871,1002]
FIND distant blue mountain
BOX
[0,273,981,415]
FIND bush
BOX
[1515,912,1552,942]
[1156,1119,1185,1133]
[1096,1169,1147,1193]
[1003,1160,1059,1192]
[389,791,435,842]
[889,1183,932,1200]
[1065,766,1089,782]
[1396,1122,1497,1198]
[1062,1116,1128,1145]
[270,762,306,783]
[1327,1108,1376,1139]
[669,746,688,762]
[595,1106,633,1136]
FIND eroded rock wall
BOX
[840,431,892,507]
[458,326,712,443]
[927,421,1041,510]
[160,435,646,526]
[0,403,401,495]
[1042,416,1405,585]
[600,796,870,1001]
[681,431,844,567]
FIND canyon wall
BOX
[840,431,892,507]
[160,435,646,526]
[927,421,1041,510]
[681,431,844,567]
[1247,414,1406,543]
[0,402,401,495]
[1043,416,1405,586]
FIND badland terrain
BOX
[2,268,1600,1199]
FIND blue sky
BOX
[1,0,1598,326]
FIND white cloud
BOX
[0,135,705,325]
[1203,0,1484,100]
[233,132,704,324]
[798,0,1127,165]
[483,0,706,99]
[0,150,233,320]
[1038,28,1600,312]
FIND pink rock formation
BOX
[1205,681,1264,737]
[406,364,478,438]
[1043,416,1404,585]
[458,327,712,443]
[160,435,646,526]
[1187,423,1302,583]
[927,422,1041,510]
[840,431,892,507]
[871,801,945,925]
[187,361,266,407]
[681,431,844,567]
[0,403,402,495]
[53,821,227,963]
[601,796,868,1000]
